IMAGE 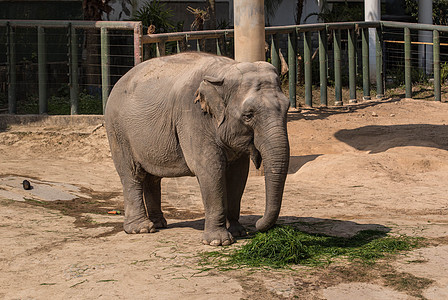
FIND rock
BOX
[22,180,32,190]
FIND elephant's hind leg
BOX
[121,174,156,234]
[111,143,156,233]
[143,175,167,229]
[107,124,155,234]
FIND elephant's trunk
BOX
[254,121,290,232]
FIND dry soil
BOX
[1,98,448,299]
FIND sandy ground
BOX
[1,98,448,299]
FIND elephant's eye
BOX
[242,112,254,122]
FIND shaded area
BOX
[288,155,320,174]
[163,205,204,220]
[287,98,400,122]
[0,175,84,202]
[0,175,124,238]
[168,215,390,239]
[22,191,124,238]
[334,124,448,154]
[0,115,104,132]
[0,174,208,237]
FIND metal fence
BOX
[145,21,448,108]
[1,20,447,115]
[1,20,142,115]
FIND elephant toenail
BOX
[139,228,149,233]
[221,240,231,246]
[210,240,221,246]
[202,240,209,245]
[150,228,157,233]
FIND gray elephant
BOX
[105,52,289,246]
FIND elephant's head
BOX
[194,61,290,232]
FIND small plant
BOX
[441,62,448,83]
[200,225,423,269]
[412,68,429,85]
[78,92,103,114]
[16,91,102,115]
[132,0,176,34]
[133,0,183,57]
[187,6,209,31]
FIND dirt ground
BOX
[1,98,448,299]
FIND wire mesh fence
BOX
[1,20,448,115]
[0,20,141,115]
[143,21,448,107]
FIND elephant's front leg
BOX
[226,155,250,237]
[197,169,234,246]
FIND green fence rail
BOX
[2,20,448,115]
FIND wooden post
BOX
[234,0,265,62]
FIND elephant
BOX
[105,52,290,246]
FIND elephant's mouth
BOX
[249,144,262,169]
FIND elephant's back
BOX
[121,52,234,84]
[106,53,235,120]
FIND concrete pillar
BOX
[234,0,265,62]
[365,0,380,83]
[419,0,433,74]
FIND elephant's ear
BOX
[194,76,225,125]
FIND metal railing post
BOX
[348,28,356,103]
[38,26,48,114]
[216,38,222,56]
[433,29,441,102]
[7,23,17,114]
[271,34,280,71]
[304,31,312,107]
[404,27,412,98]
[156,42,166,56]
[376,27,384,99]
[133,23,142,65]
[156,43,161,57]
[288,30,297,108]
[68,24,79,115]
[319,27,328,106]
[362,27,370,100]
[101,27,110,112]
[334,29,342,106]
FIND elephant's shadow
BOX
[166,215,390,239]
[334,124,448,154]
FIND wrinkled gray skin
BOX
[105,52,289,246]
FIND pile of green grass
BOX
[201,225,423,269]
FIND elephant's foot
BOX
[150,215,167,229]
[227,220,247,238]
[124,218,157,234]
[202,227,234,246]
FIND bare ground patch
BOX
[1,98,448,299]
